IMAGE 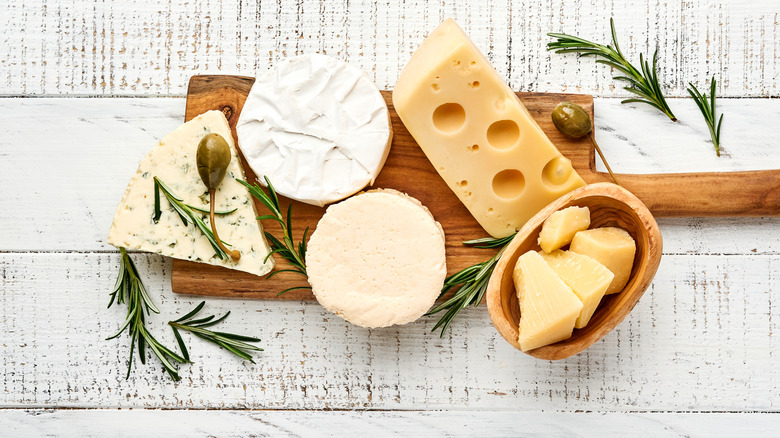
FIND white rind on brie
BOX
[107,110,274,277]
[237,54,393,207]
[306,189,447,328]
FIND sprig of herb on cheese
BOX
[169,301,263,363]
[547,18,677,121]
[688,76,724,157]
[153,177,234,261]
[107,247,188,381]
[239,177,310,294]
[426,233,516,337]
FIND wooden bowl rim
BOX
[486,182,663,360]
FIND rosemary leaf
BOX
[238,177,310,289]
[107,248,188,381]
[153,177,231,260]
[169,302,263,363]
[548,18,677,121]
[687,76,724,157]
[427,234,516,337]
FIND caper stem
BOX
[588,133,621,186]
[209,190,241,261]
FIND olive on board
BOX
[551,102,593,139]
[196,133,232,190]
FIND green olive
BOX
[551,102,593,139]
[196,133,232,190]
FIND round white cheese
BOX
[306,189,447,328]
[237,54,393,207]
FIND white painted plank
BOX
[1,1,778,97]
[3,409,780,438]
[594,98,780,174]
[0,98,778,253]
[0,252,777,410]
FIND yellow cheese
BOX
[513,251,583,351]
[538,250,613,328]
[392,19,586,238]
[537,206,590,253]
[570,227,636,295]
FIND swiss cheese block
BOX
[107,111,274,277]
[237,54,393,207]
[513,251,583,351]
[538,250,613,328]
[537,206,590,253]
[570,227,636,295]
[392,18,586,238]
[306,189,447,328]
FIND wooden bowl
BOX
[486,183,663,360]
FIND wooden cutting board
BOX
[172,75,780,299]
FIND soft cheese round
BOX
[306,189,447,328]
[237,54,393,207]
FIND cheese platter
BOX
[172,74,780,299]
[105,18,779,374]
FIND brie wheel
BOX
[237,54,393,207]
[306,189,447,328]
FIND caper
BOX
[196,133,232,190]
[196,133,241,261]
[551,101,593,139]
[551,101,622,186]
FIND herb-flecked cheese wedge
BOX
[107,110,274,276]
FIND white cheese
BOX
[237,54,393,207]
[107,110,274,277]
[306,189,447,328]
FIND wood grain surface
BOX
[172,75,779,299]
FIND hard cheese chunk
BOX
[393,18,586,238]
[538,206,590,253]
[107,110,274,277]
[539,250,613,328]
[513,251,583,351]
[570,227,636,295]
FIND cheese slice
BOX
[237,54,393,207]
[393,19,586,238]
[538,206,590,253]
[306,189,447,328]
[570,227,636,295]
[513,251,583,351]
[539,250,613,328]
[107,110,274,277]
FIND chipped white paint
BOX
[3,410,780,437]
[2,0,780,431]
[1,252,779,410]
[1,98,779,254]
[595,98,780,173]
[0,0,778,97]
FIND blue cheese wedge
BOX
[107,110,274,276]
[306,189,447,328]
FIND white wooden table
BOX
[2,1,779,436]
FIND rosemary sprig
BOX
[169,301,263,363]
[548,18,677,121]
[153,177,233,261]
[426,233,516,337]
[239,177,310,295]
[107,247,188,381]
[688,76,724,157]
